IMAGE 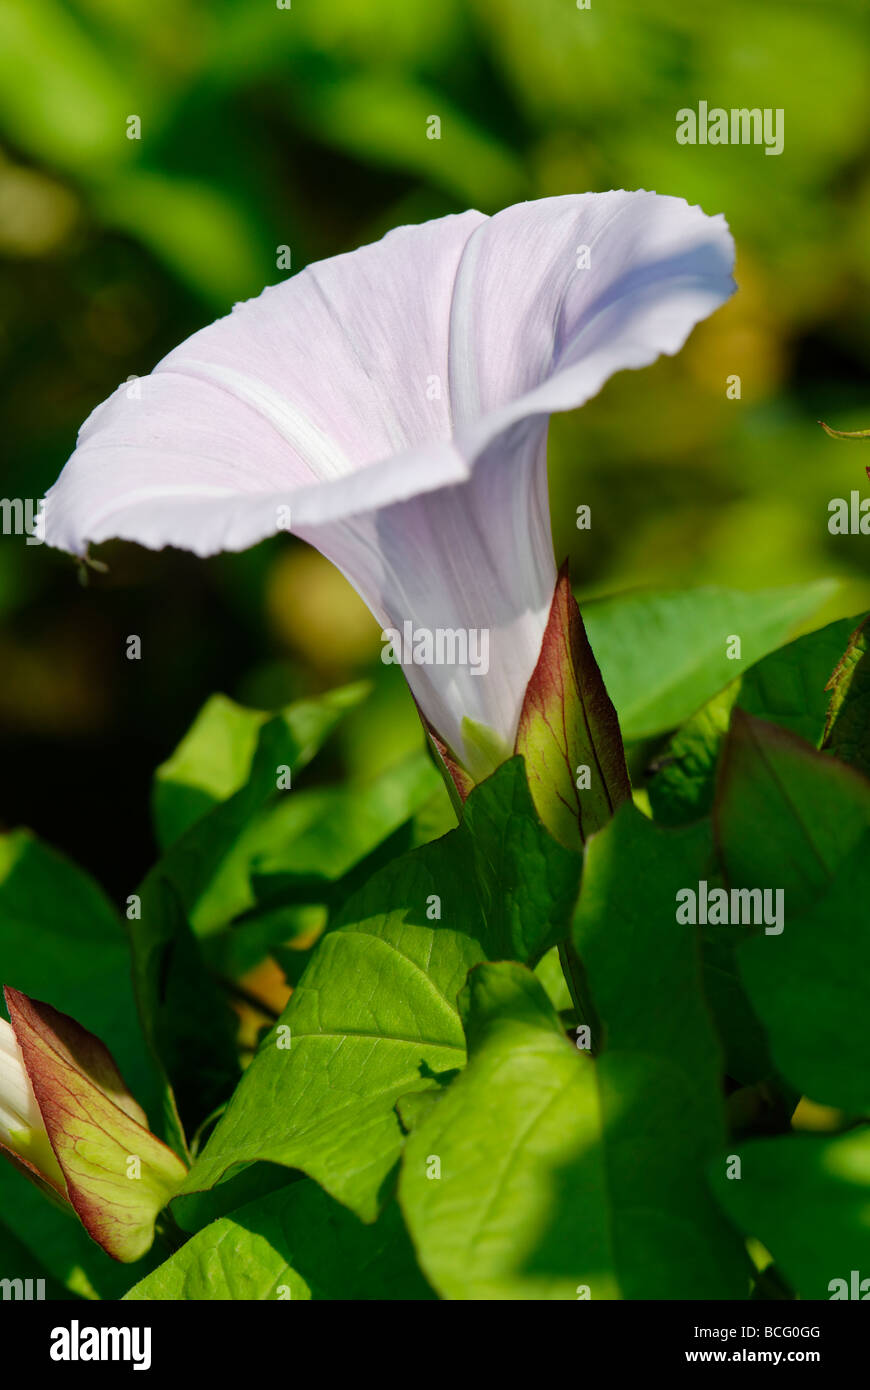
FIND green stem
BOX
[424,733,464,824]
[154,1206,187,1256]
[558,938,602,1057]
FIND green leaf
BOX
[395,1088,445,1135]
[152,694,272,850]
[94,171,269,307]
[153,684,367,858]
[449,757,582,963]
[573,805,750,1293]
[195,749,441,972]
[0,0,136,175]
[822,616,870,777]
[132,688,367,1142]
[584,581,837,741]
[515,565,630,848]
[0,1218,72,1300]
[0,833,160,1125]
[534,945,574,1013]
[180,872,481,1222]
[399,957,746,1299]
[737,833,870,1112]
[460,715,511,784]
[399,962,617,1300]
[0,1161,158,1299]
[170,1163,301,1236]
[740,615,862,746]
[129,876,237,1153]
[180,759,580,1221]
[648,615,860,825]
[710,711,870,1094]
[196,761,443,995]
[150,686,368,928]
[125,1181,433,1301]
[648,683,740,826]
[714,710,870,906]
[700,913,775,1088]
[244,751,443,924]
[577,803,772,1089]
[710,1129,870,1299]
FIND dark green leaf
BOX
[649,616,863,825]
[152,693,272,850]
[0,1217,76,1300]
[573,804,751,1294]
[822,616,870,777]
[714,710,870,906]
[584,581,836,741]
[399,962,617,1300]
[710,1129,870,1300]
[738,833,870,1112]
[180,759,580,1220]
[0,833,159,1124]
[0,1161,163,1299]
[648,683,739,825]
[400,956,746,1299]
[133,688,366,1144]
[179,868,482,1220]
[740,615,861,746]
[126,1181,433,1300]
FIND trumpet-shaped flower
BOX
[0,989,187,1262]
[44,192,735,786]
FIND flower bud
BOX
[0,1015,66,1199]
[1,988,188,1262]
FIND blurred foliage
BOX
[1,0,869,891]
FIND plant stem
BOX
[558,938,602,1057]
[154,1206,187,1256]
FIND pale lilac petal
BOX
[45,210,486,556]
[0,1018,42,1138]
[449,190,735,458]
[45,193,734,557]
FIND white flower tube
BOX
[0,1015,63,1190]
[0,1016,41,1140]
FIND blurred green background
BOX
[1,0,869,897]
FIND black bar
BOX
[1,1297,864,1375]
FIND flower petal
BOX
[45,193,733,558]
[44,211,486,556]
[448,190,736,457]
[0,1017,43,1132]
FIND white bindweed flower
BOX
[0,1015,64,1192]
[45,192,735,781]
[0,1015,42,1136]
